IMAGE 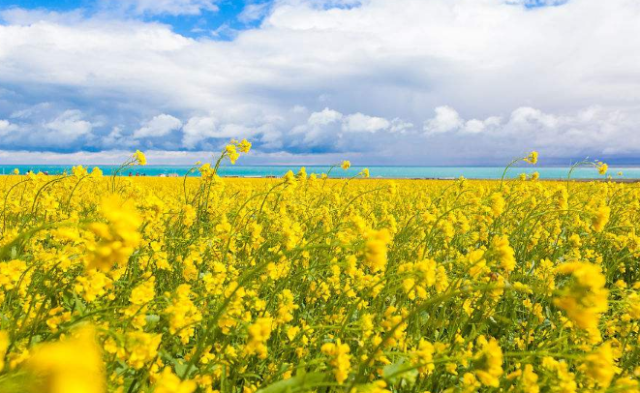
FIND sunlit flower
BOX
[554,261,609,331]
[524,151,538,164]
[321,339,352,384]
[597,162,608,175]
[134,150,147,166]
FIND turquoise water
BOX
[0,165,635,179]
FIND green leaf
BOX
[256,372,327,393]
[383,360,418,387]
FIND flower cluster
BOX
[0,145,635,393]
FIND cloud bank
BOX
[0,0,639,164]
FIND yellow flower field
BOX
[0,143,639,392]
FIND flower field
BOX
[0,144,639,393]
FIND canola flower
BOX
[26,327,104,393]
[0,144,636,393]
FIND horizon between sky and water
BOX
[0,164,637,180]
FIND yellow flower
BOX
[86,195,142,271]
[0,259,28,290]
[246,317,272,359]
[125,331,162,370]
[627,292,640,319]
[237,138,252,153]
[276,289,299,324]
[473,336,504,387]
[226,144,240,164]
[321,339,351,384]
[521,364,539,393]
[72,165,88,177]
[164,284,203,344]
[0,330,8,370]
[364,228,392,273]
[154,367,197,393]
[411,339,435,375]
[26,327,105,393]
[130,277,155,306]
[598,162,608,175]
[341,160,351,170]
[90,167,103,177]
[592,205,610,233]
[583,342,619,388]
[489,193,505,217]
[554,261,609,331]
[490,235,516,273]
[134,150,147,166]
[524,151,538,164]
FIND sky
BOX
[0,0,639,165]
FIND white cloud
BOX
[289,108,395,149]
[505,0,567,6]
[509,107,559,129]
[419,104,640,160]
[133,114,182,139]
[238,3,271,24]
[182,116,219,149]
[43,110,93,140]
[390,118,414,133]
[342,113,390,133]
[182,116,264,149]
[424,106,463,134]
[0,119,19,135]
[100,0,219,16]
[307,108,343,127]
[0,148,366,166]
[1,0,640,162]
[462,116,501,134]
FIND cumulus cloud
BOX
[0,119,19,135]
[43,110,93,140]
[0,109,94,150]
[133,114,182,139]
[182,116,219,149]
[0,0,639,163]
[307,108,343,127]
[424,106,463,135]
[342,113,390,133]
[424,107,502,135]
[462,117,501,134]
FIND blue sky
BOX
[0,0,268,39]
[0,0,639,165]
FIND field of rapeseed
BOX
[0,141,639,393]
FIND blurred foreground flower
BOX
[26,327,104,393]
[133,150,147,166]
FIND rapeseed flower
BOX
[554,262,609,331]
[524,151,538,164]
[0,144,637,393]
[26,327,104,393]
[321,339,352,384]
[473,336,504,387]
[86,195,142,271]
[134,150,147,166]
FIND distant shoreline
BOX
[1,173,638,182]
